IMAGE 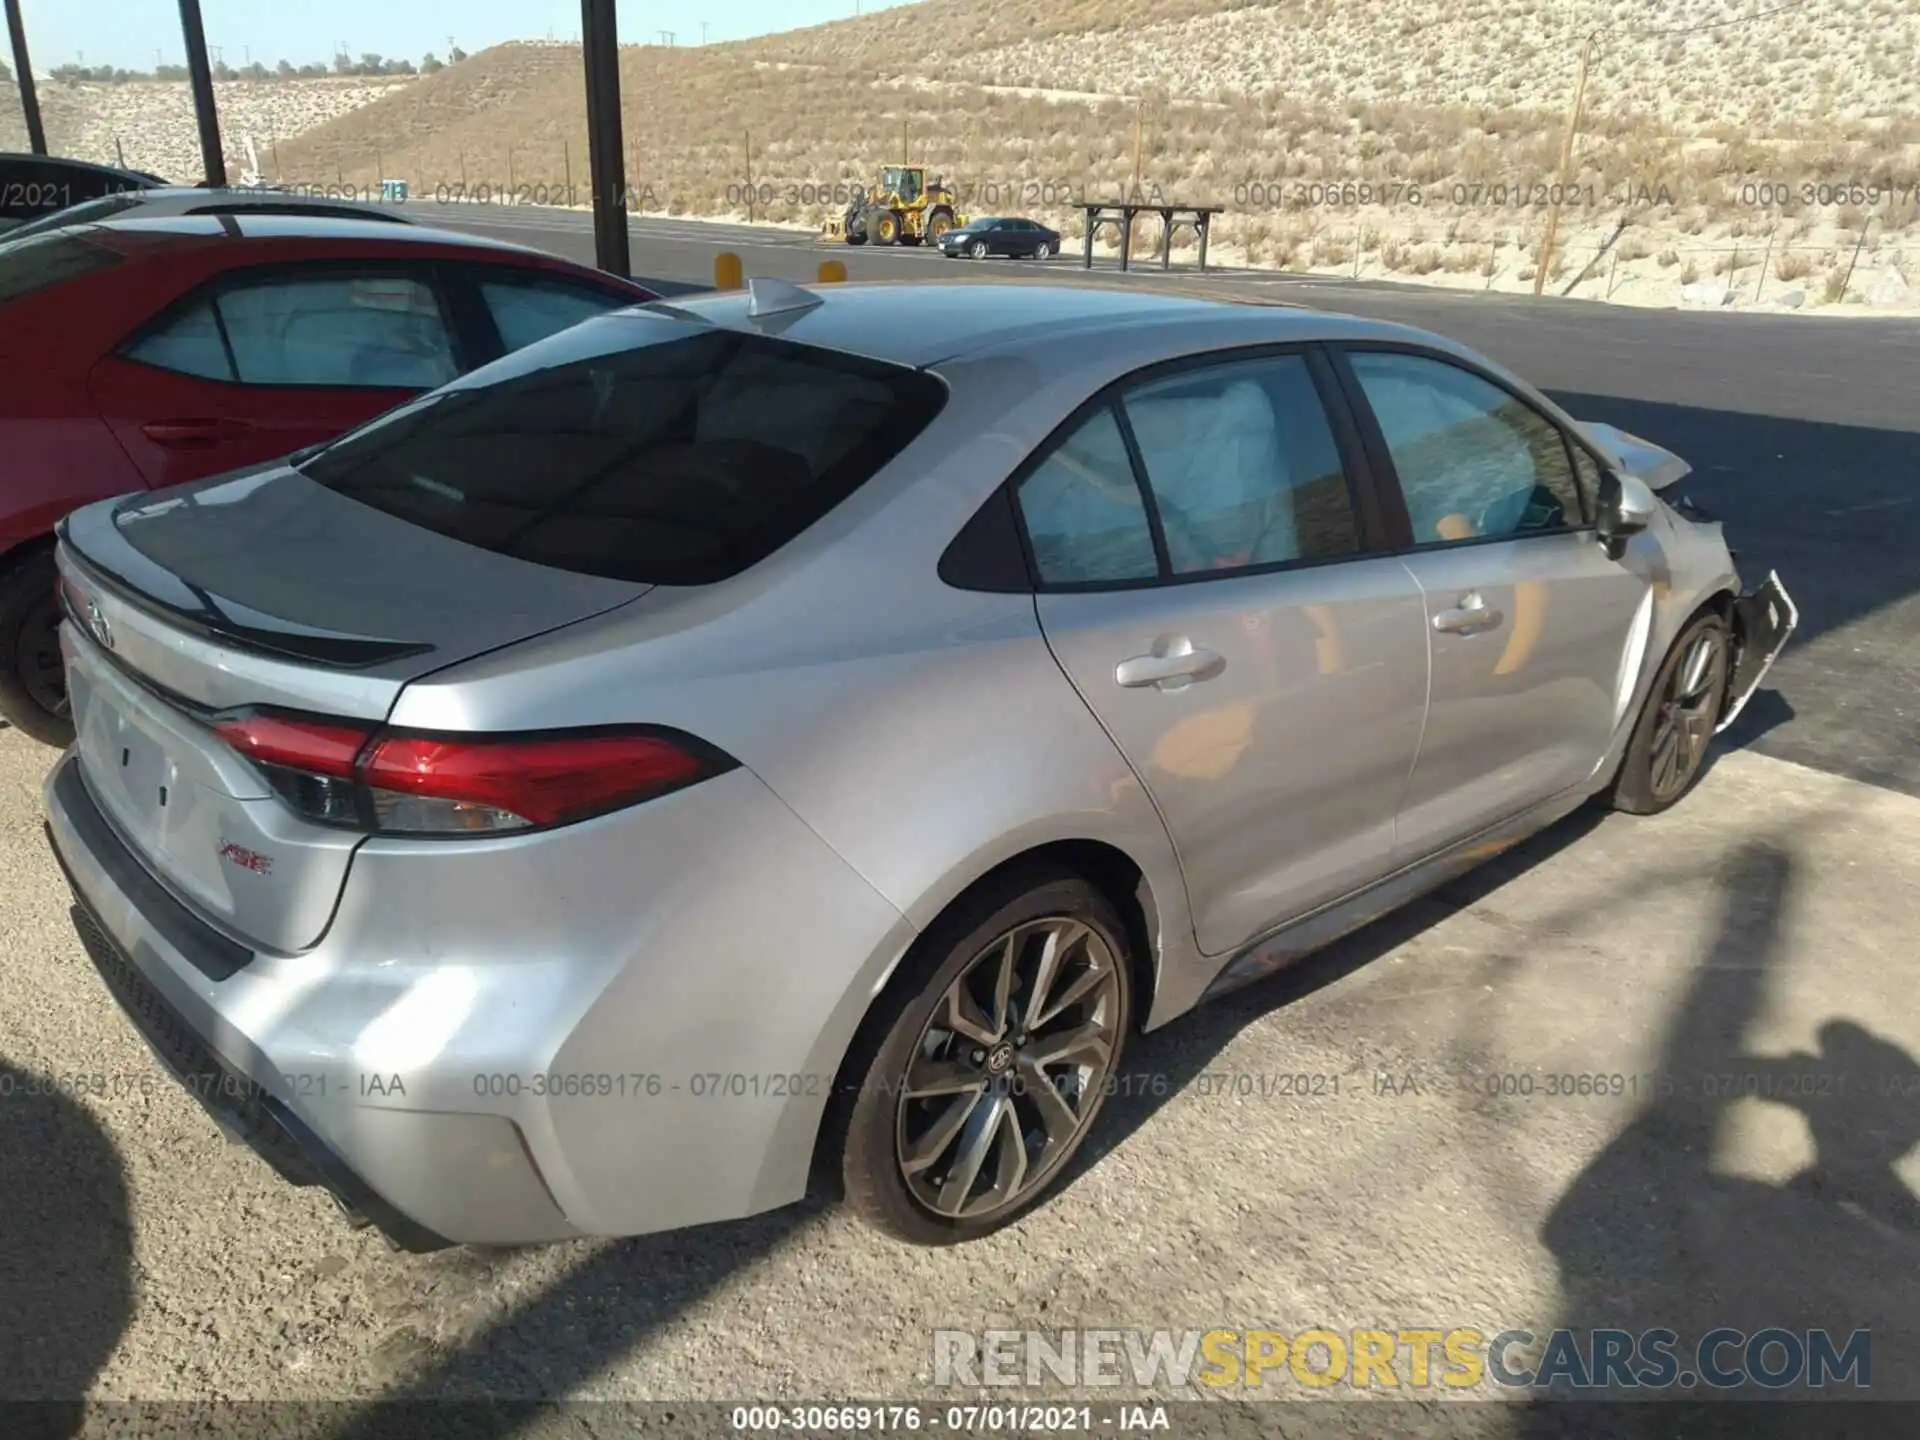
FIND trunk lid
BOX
[57,465,648,954]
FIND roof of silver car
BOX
[671,279,1411,367]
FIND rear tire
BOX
[1609,609,1731,815]
[0,546,73,749]
[1034,241,1054,259]
[837,867,1133,1245]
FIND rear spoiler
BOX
[1575,421,1692,493]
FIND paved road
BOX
[435,205,1920,799]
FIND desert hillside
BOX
[1,74,409,181]
[11,0,1920,309]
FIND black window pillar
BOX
[581,0,630,277]
[4,0,46,154]
[177,0,226,185]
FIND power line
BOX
[1609,0,1809,39]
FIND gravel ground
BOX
[4,725,1918,1422]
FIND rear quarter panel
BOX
[385,342,1216,1026]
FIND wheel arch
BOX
[805,835,1165,1198]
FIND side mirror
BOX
[1595,468,1657,560]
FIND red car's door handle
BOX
[140,418,253,448]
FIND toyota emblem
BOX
[85,598,114,650]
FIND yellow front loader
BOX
[821,166,965,246]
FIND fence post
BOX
[507,144,515,200]
[1839,217,1873,301]
[1754,227,1774,303]
[1723,244,1740,305]
[564,138,573,206]
[1606,248,1620,300]
[744,130,755,223]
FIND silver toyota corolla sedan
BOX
[44,279,1795,1250]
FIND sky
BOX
[15,0,920,72]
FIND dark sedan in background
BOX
[937,216,1061,260]
[0,153,167,236]
[0,213,655,743]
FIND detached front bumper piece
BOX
[1720,569,1798,732]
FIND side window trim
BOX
[1327,340,1597,553]
[1108,393,1174,578]
[115,258,465,389]
[1003,341,1389,594]
[435,263,511,368]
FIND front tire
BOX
[1609,609,1731,814]
[0,546,72,748]
[970,240,989,260]
[839,867,1133,1245]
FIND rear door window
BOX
[1015,404,1159,585]
[477,273,635,352]
[123,269,460,388]
[298,319,948,584]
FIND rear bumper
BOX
[53,853,452,1252]
[44,750,916,1247]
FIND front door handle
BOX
[1115,637,1225,691]
[1433,592,1504,636]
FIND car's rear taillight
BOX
[213,712,735,836]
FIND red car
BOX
[0,214,654,743]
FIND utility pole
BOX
[4,0,48,153]
[701,21,709,45]
[178,0,227,184]
[580,0,630,276]
[1534,29,1599,296]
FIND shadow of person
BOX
[1517,840,1920,1435]
[0,1062,136,1437]
[1754,1020,1920,1234]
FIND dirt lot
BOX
[4,719,1918,1423]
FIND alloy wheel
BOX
[21,598,67,719]
[1648,627,1725,802]
[895,916,1123,1221]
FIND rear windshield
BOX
[0,231,122,304]
[299,319,947,585]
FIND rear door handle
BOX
[1115,637,1225,691]
[1433,592,1504,635]
[141,418,253,448]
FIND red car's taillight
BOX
[214,712,734,836]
